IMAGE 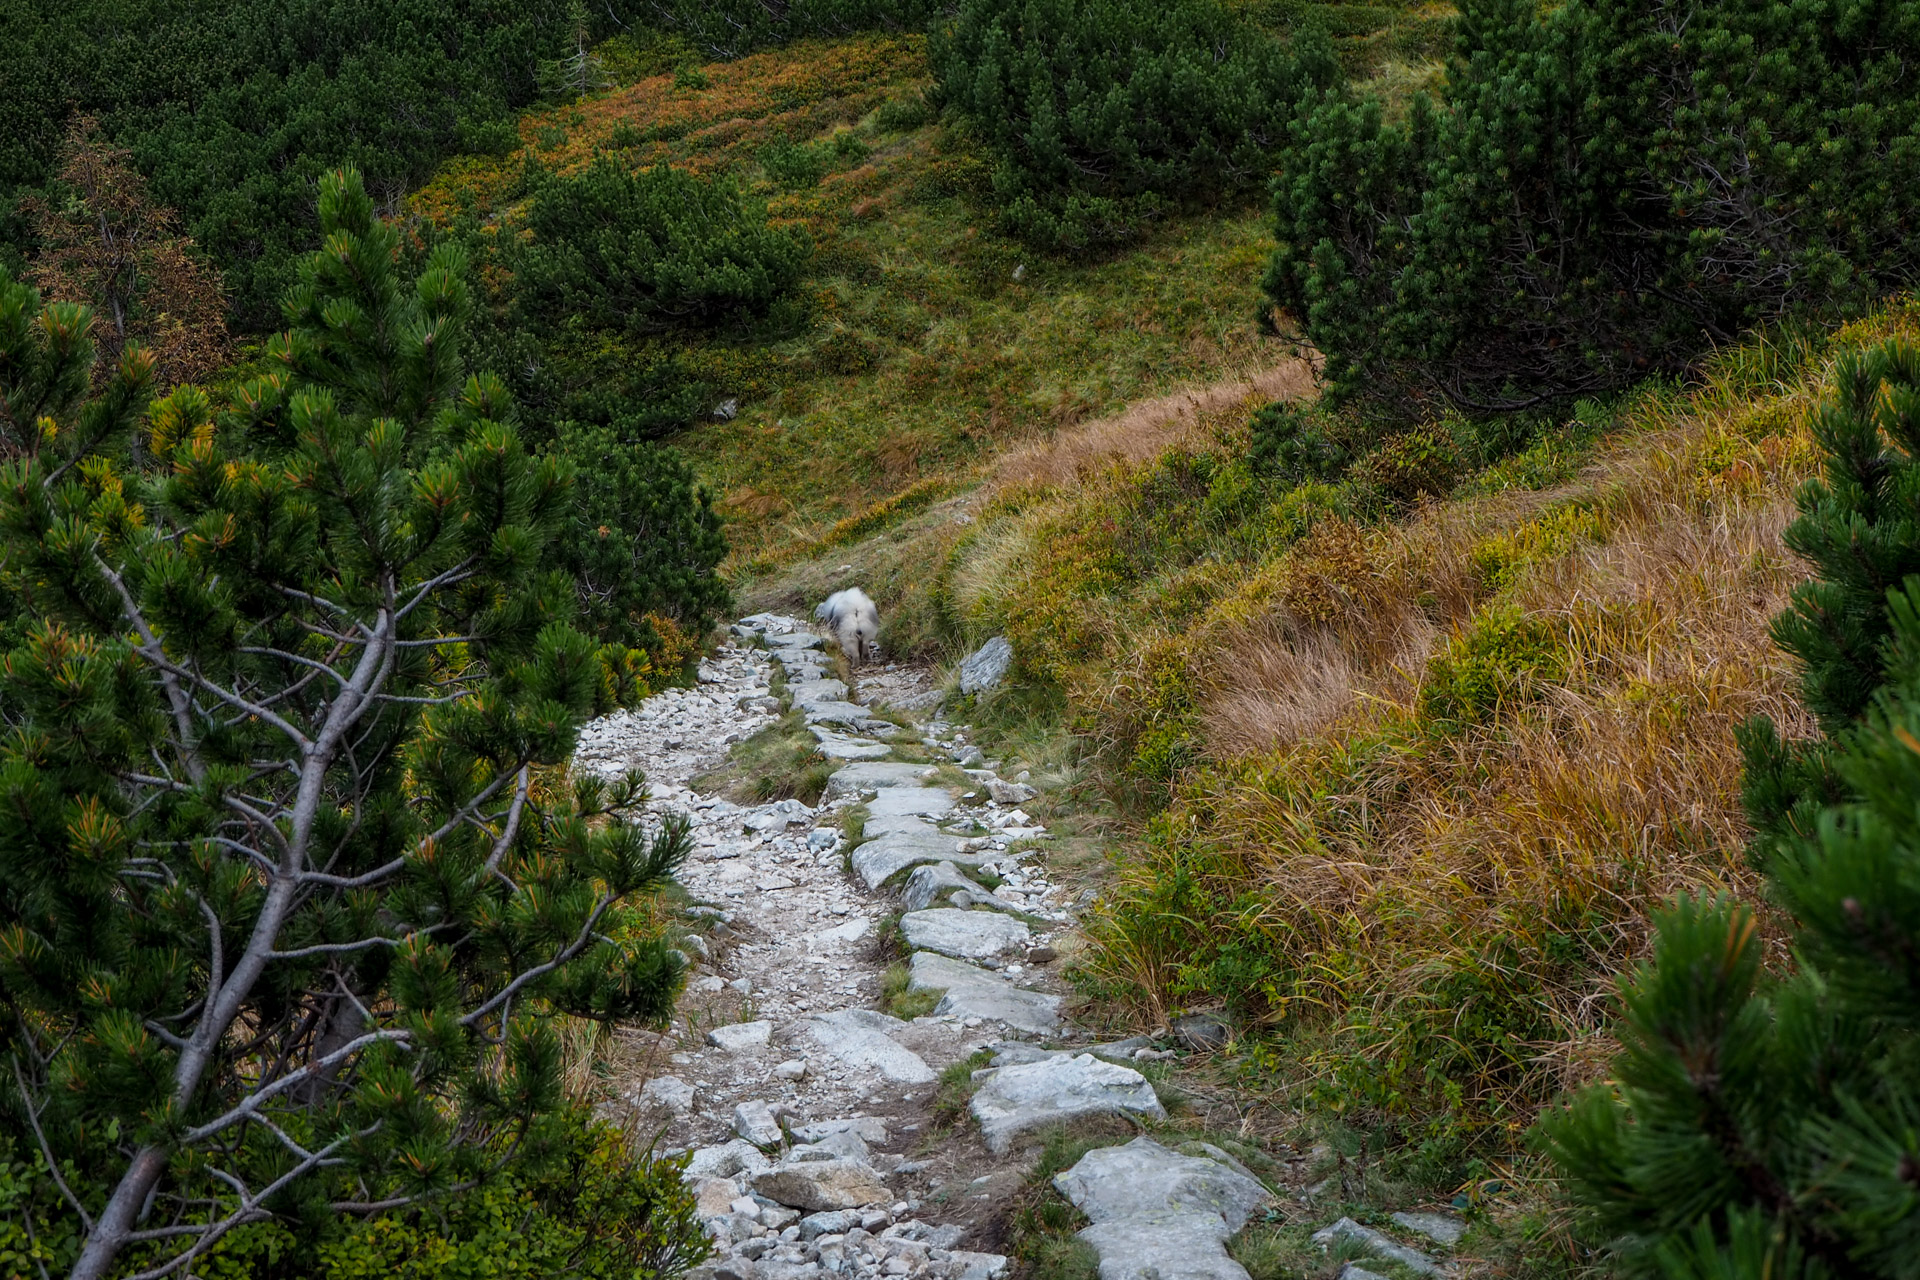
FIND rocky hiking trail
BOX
[570,614,1471,1280]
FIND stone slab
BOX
[901,861,986,912]
[910,952,1061,1035]
[851,831,989,891]
[1077,1214,1247,1280]
[708,1020,774,1053]
[751,1158,890,1212]
[1311,1219,1446,1278]
[1054,1137,1270,1232]
[900,908,1029,960]
[788,678,850,705]
[801,1008,937,1084]
[826,761,941,797]
[969,1054,1166,1153]
[958,636,1013,695]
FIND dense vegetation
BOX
[1543,343,1920,1278]
[0,0,651,326]
[931,0,1338,250]
[0,168,703,1279]
[1265,0,1920,413]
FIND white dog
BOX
[815,588,881,666]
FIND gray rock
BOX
[709,1021,775,1053]
[910,952,1061,1035]
[733,1100,784,1146]
[791,1118,890,1145]
[691,1176,743,1218]
[825,761,940,798]
[1336,1267,1392,1280]
[752,1158,891,1212]
[985,778,1037,805]
[787,678,850,705]
[1311,1219,1447,1278]
[802,1009,937,1084]
[945,1253,1010,1280]
[769,631,824,651]
[901,861,985,912]
[866,785,954,826]
[687,1139,774,1180]
[969,1054,1166,1153]
[1176,1142,1263,1189]
[958,637,1013,695]
[1077,1213,1246,1280]
[787,1129,869,1163]
[851,830,989,891]
[1172,1012,1232,1052]
[1084,1037,1154,1064]
[799,1210,857,1240]
[745,800,812,834]
[803,700,880,728]
[806,828,840,853]
[900,908,1029,961]
[811,733,894,762]
[1391,1212,1467,1248]
[639,1075,698,1114]
[1054,1137,1270,1233]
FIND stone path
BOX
[572,611,1466,1280]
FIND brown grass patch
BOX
[992,359,1318,493]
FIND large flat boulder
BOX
[958,636,1013,695]
[1054,1138,1273,1280]
[910,952,1061,1035]
[900,908,1029,960]
[826,761,940,798]
[787,678,850,706]
[800,1008,937,1084]
[1053,1137,1270,1232]
[851,829,988,891]
[751,1157,890,1212]
[969,1054,1165,1153]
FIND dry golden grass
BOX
[992,360,1318,493]
[928,301,1920,1139]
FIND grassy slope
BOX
[914,307,1920,1189]
[411,35,1294,569]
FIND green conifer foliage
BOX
[1541,342,1920,1279]
[1267,0,1920,413]
[932,0,1338,251]
[515,157,808,333]
[558,419,732,651]
[0,168,693,1280]
[645,0,947,59]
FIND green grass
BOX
[691,709,834,803]
[880,962,940,1019]
[930,1049,994,1130]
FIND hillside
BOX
[9,0,1920,1276]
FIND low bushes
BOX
[931,0,1337,251]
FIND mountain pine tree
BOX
[1540,340,1920,1278]
[0,167,693,1280]
[1266,0,1920,413]
[932,0,1337,251]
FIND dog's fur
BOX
[815,588,881,665]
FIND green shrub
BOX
[872,92,935,132]
[646,0,947,58]
[1352,427,1459,503]
[759,136,830,188]
[0,0,652,327]
[1265,0,1920,413]
[516,156,808,331]
[557,420,731,650]
[1419,607,1566,727]
[931,0,1337,251]
[1247,400,1355,484]
[0,169,691,1276]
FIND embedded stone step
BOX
[800,1008,938,1084]
[969,1054,1166,1153]
[899,908,1029,961]
[908,952,1061,1035]
[851,830,990,891]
